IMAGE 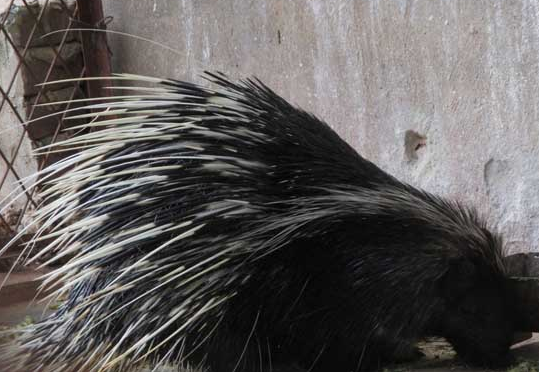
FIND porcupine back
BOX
[1,73,509,372]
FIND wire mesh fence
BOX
[0,0,111,252]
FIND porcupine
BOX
[1,72,515,372]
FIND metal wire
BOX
[0,0,110,246]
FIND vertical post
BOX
[76,0,113,102]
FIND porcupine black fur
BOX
[1,72,515,372]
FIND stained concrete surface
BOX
[103,0,539,255]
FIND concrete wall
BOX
[103,0,539,254]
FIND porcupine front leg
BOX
[368,328,425,364]
[331,333,425,370]
[385,343,425,363]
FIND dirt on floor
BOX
[382,335,539,372]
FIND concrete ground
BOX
[0,263,537,372]
[139,336,539,372]
[397,335,539,372]
[1,298,538,372]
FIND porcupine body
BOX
[3,73,515,372]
